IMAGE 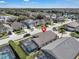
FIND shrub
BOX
[70,32,79,38]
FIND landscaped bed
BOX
[0,32,8,39]
[14,29,25,35]
[70,32,79,38]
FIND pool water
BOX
[0,52,12,59]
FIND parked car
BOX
[52,27,57,31]
[23,33,31,37]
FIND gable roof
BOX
[0,24,8,33]
[33,31,57,48]
[42,37,79,59]
[11,21,23,30]
[66,22,79,28]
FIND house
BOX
[40,19,48,25]
[0,19,5,24]
[22,19,34,29]
[11,21,23,31]
[51,14,57,19]
[0,24,8,33]
[67,14,77,20]
[65,21,79,31]
[44,14,50,19]
[0,44,16,59]
[20,39,38,53]
[42,37,79,59]
[53,16,64,23]
[0,24,13,34]
[0,16,16,23]
[34,19,42,26]
[32,31,58,48]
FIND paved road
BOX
[0,20,75,45]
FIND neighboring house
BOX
[44,14,50,19]
[20,39,38,53]
[0,24,9,33]
[0,16,16,23]
[65,21,79,31]
[0,19,5,24]
[53,16,64,23]
[0,44,16,59]
[22,19,34,29]
[42,37,79,59]
[34,19,50,27]
[51,14,57,19]
[11,21,23,31]
[32,31,58,48]
[67,14,77,20]
[34,19,42,26]
[40,19,48,25]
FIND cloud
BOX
[0,1,6,4]
[24,0,30,2]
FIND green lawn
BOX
[9,40,28,59]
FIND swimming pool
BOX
[0,52,13,59]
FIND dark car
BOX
[52,27,57,31]
[23,33,31,38]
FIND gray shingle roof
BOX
[33,31,57,48]
[66,22,79,28]
[24,19,34,24]
[42,37,79,59]
[11,21,23,30]
[0,24,8,33]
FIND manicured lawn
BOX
[9,40,28,59]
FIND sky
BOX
[0,0,79,8]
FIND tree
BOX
[58,25,65,38]
[17,15,28,22]
[36,14,44,19]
